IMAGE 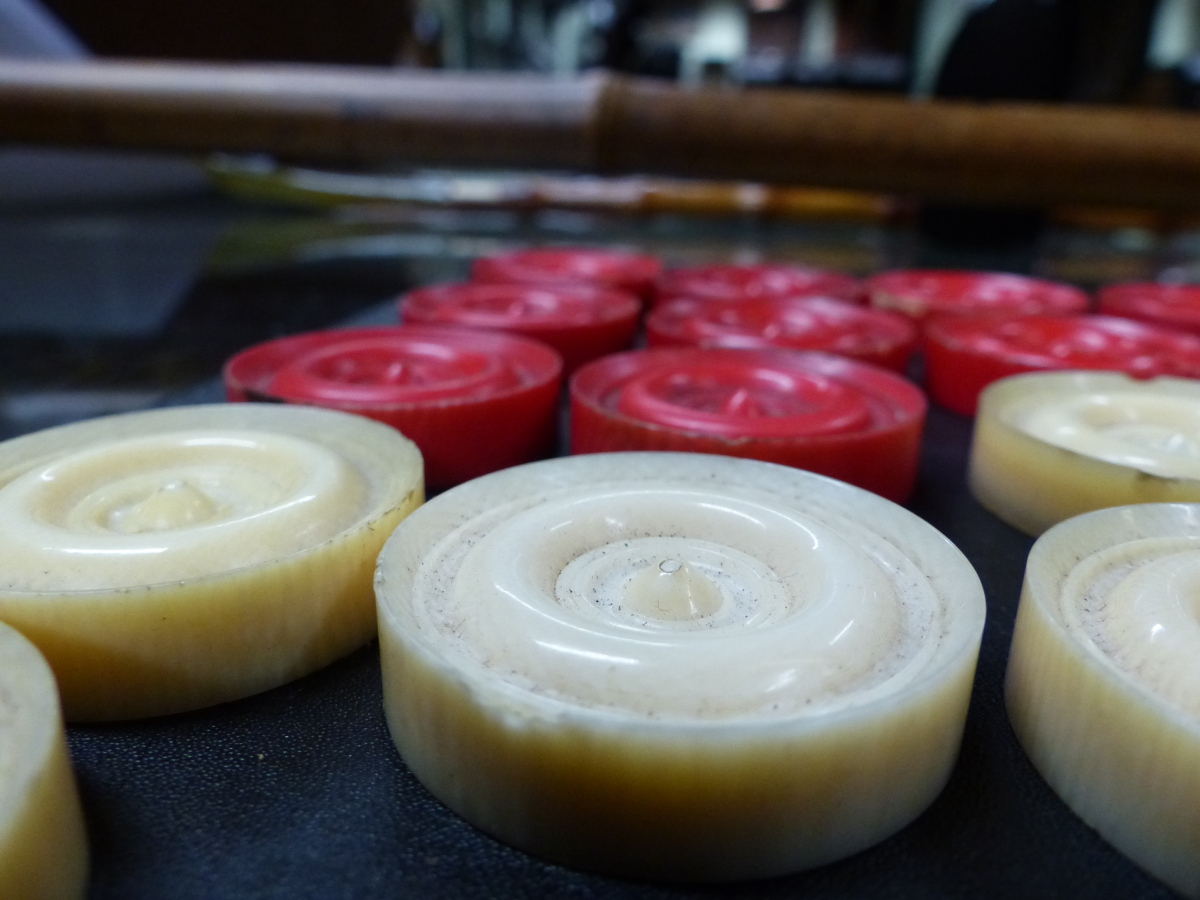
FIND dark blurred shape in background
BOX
[40,0,414,65]
[28,0,1191,109]
[923,0,1159,247]
[605,0,917,90]
[24,0,1195,112]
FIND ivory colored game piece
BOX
[377,452,984,881]
[970,371,1200,535]
[1007,503,1200,896]
[0,622,88,899]
[0,404,423,720]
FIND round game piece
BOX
[654,263,861,307]
[866,270,1089,322]
[0,622,88,897]
[376,452,985,881]
[471,247,662,298]
[0,404,423,720]
[224,326,562,489]
[1098,282,1200,337]
[969,371,1200,535]
[570,348,925,502]
[400,281,640,374]
[1007,502,1200,896]
[924,314,1200,417]
[646,296,918,372]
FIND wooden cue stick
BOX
[2,58,1200,210]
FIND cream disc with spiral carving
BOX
[376,452,984,881]
[1007,503,1200,896]
[0,403,423,721]
[969,371,1200,535]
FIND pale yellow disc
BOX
[0,622,88,899]
[376,452,984,881]
[1008,502,1200,896]
[0,403,423,721]
[970,371,1200,536]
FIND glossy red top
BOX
[573,348,922,439]
[225,326,560,407]
[654,263,861,306]
[225,326,563,488]
[402,282,640,330]
[613,360,873,438]
[924,314,1200,378]
[570,348,926,501]
[400,282,640,375]
[646,296,917,371]
[471,248,662,296]
[1098,282,1200,337]
[866,270,1089,321]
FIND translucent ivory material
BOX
[0,404,423,721]
[1007,503,1200,896]
[376,453,985,881]
[970,372,1200,536]
[0,623,88,900]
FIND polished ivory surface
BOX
[1061,535,1200,715]
[1007,503,1200,897]
[0,404,423,721]
[377,452,984,881]
[401,482,935,718]
[0,429,365,592]
[0,623,88,899]
[970,372,1200,536]
[1016,392,1200,480]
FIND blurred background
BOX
[16,0,1200,100]
[4,8,1200,896]
[3,0,1200,437]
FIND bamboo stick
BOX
[2,59,1200,209]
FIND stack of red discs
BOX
[865,270,1089,323]
[471,248,662,300]
[224,326,562,489]
[654,263,861,307]
[1098,282,1200,337]
[923,314,1200,416]
[646,296,918,373]
[400,282,640,375]
[570,347,926,502]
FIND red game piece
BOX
[924,314,1200,416]
[654,263,861,307]
[1098,282,1200,337]
[401,282,639,374]
[471,248,661,298]
[646,296,918,372]
[866,270,1088,322]
[570,347,925,502]
[224,326,562,489]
